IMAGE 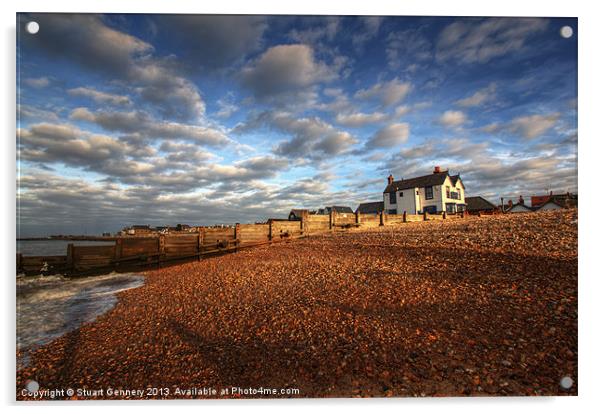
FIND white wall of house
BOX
[383,175,466,214]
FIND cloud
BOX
[152,15,267,70]
[354,78,412,107]
[70,107,231,147]
[365,123,410,148]
[386,29,432,69]
[241,44,338,102]
[509,113,560,139]
[335,111,388,127]
[436,17,549,64]
[18,123,147,176]
[438,110,468,127]
[479,113,560,139]
[352,16,384,51]
[288,16,341,45]
[455,83,497,107]
[236,111,357,160]
[22,13,205,121]
[68,86,132,106]
[24,77,50,88]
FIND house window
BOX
[457,189,462,198]
[446,203,456,213]
[389,192,396,204]
[425,186,433,199]
[446,186,450,198]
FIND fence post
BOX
[115,238,123,268]
[66,243,74,272]
[268,219,273,242]
[158,235,165,268]
[234,223,241,251]
[403,211,407,223]
[379,210,384,226]
[300,210,309,236]
[423,211,427,221]
[461,210,465,219]
[329,210,334,230]
[443,211,447,219]
[197,229,202,261]
[355,210,361,226]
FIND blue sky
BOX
[17,14,577,236]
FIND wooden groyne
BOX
[17,211,467,276]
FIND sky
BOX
[16,13,577,236]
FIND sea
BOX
[17,239,115,256]
[16,272,145,368]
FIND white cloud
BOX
[455,83,497,107]
[241,44,338,102]
[366,123,410,148]
[24,77,50,88]
[68,86,132,106]
[509,113,560,139]
[335,111,387,127]
[354,78,412,107]
[439,110,468,127]
[436,18,549,64]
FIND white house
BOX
[383,167,466,215]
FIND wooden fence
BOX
[17,210,467,276]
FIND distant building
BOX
[123,224,153,235]
[318,206,354,216]
[531,192,578,209]
[288,209,308,220]
[355,201,384,215]
[465,196,497,214]
[506,197,533,213]
[383,167,466,215]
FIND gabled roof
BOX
[356,201,384,214]
[508,203,534,212]
[465,196,496,212]
[384,171,462,193]
[327,206,354,214]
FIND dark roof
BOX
[356,201,384,214]
[288,209,308,219]
[327,206,354,214]
[384,172,460,193]
[132,225,150,229]
[465,196,496,212]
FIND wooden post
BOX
[197,229,202,261]
[300,210,309,236]
[461,210,465,219]
[379,210,384,226]
[329,210,334,230]
[355,210,360,225]
[66,243,74,272]
[268,219,273,242]
[443,211,447,219]
[17,253,22,274]
[234,223,240,251]
[158,235,165,267]
[423,211,427,221]
[403,211,407,223]
[115,238,123,268]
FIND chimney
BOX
[387,174,394,185]
[433,166,441,174]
